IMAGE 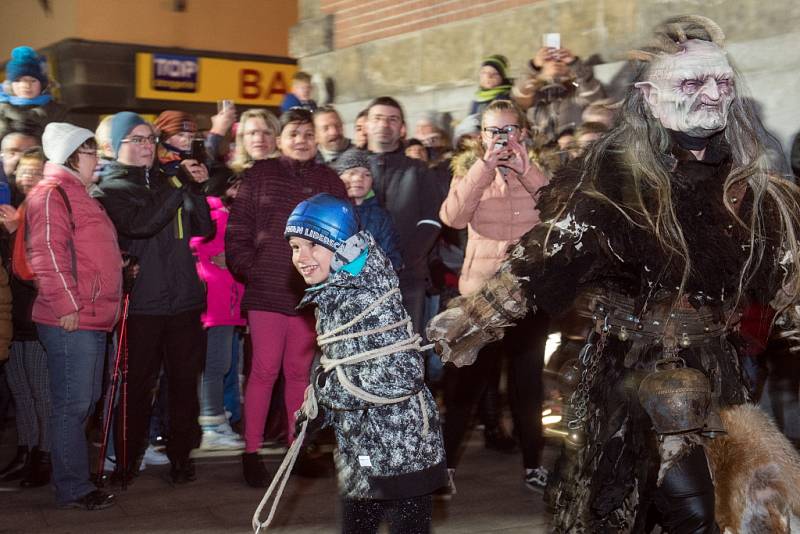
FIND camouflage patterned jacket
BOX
[299,232,448,500]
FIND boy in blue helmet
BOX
[275,193,447,533]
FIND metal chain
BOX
[567,317,608,430]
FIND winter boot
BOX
[0,446,29,481]
[169,457,197,485]
[20,449,51,488]
[242,452,271,488]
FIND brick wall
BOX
[320,0,541,49]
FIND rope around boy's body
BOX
[252,287,434,533]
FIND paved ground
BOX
[0,422,556,534]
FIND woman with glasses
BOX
[94,111,213,486]
[438,100,551,495]
[25,122,123,510]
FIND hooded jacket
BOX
[93,161,212,316]
[440,150,548,296]
[190,196,245,327]
[299,232,447,500]
[26,164,122,330]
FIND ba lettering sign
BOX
[135,52,295,106]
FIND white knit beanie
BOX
[42,122,95,165]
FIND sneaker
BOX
[200,424,245,451]
[143,444,169,466]
[524,466,549,493]
[57,489,116,511]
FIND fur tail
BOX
[707,404,800,533]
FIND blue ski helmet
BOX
[284,193,358,251]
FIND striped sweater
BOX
[225,156,347,315]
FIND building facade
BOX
[291,0,800,151]
[1,0,298,129]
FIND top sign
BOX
[135,52,296,106]
[151,53,198,92]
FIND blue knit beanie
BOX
[110,112,148,156]
[5,46,48,86]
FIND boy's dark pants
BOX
[341,495,432,534]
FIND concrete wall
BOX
[292,0,800,152]
[0,0,297,59]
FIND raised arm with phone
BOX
[511,34,606,170]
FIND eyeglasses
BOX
[121,135,158,146]
[77,149,98,157]
[482,125,521,135]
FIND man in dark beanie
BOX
[94,111,213,486]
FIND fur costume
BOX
[708,404,800,533]
[428,134,799,532]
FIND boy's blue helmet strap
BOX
[284,193,358,251]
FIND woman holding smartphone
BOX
[438,100,551,494]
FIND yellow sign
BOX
[135,53,297,106]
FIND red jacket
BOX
[26,163,122,331]
[225,156,347,315]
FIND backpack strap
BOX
[53,185,78,280]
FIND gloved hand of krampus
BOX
[426,270,527,367]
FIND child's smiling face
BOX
[289,236,334,285]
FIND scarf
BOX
[474,83,512,103]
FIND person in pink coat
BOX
[190,179,246,450]
[438,100,552,494]
[26,122,121,510]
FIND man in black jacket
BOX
[366,97,442,336]
[93,112,213,485]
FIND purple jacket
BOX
[225,156,348,315]
[190,197,245,327]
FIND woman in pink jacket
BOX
[438,100,551,494]
[26,122,122,510]
[190,180,246,451]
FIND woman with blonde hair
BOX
[229,108,280,174]
[439,99,550,493]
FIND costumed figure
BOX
[428,16,800,534]
[253,194,447,534]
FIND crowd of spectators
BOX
[0,38,795,523]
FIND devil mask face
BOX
[636,39,735,138]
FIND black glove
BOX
[121,254,139,295]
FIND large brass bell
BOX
[638,357,711,434]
